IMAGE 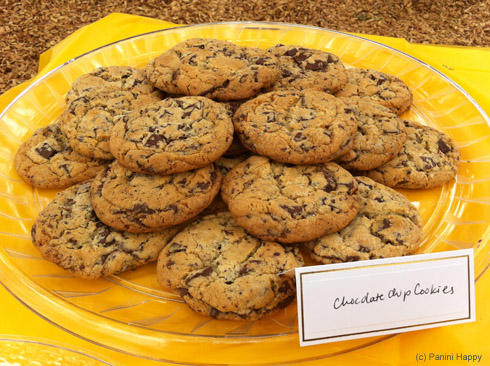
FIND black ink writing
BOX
[333,291,385,309]
[333,282,455,310]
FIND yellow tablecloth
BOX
[1,13,489,366]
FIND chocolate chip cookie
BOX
[61,87,162,160]
[233,90,358,164]
[31,181,181,279]
[363,120,460,189]
[335,68,413,115]
[156,211,304,320]
[14,121,110,189]
[305,176,423,264]
[146,38,280,101]
[109,96,234,175]
[335,96,407,170]
[266,44,347,93]
[221,155,360,243]
[66,66,162,104]
[91,160,222,233]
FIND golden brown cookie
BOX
[109,96,234,175]
[60,67,162,159]
[221,156,360,243]
[91,161,222,233]
[14,121,110,189]
[305,176,423,263]
[146,38,281,101]
[362,120,460,189]
[31,181,181,279]
[156,212,304,320]
[233,90,358,164]
[335,68,413,115]
[335,96,407,170]
[66,66,161,104]
[267,44,347,93]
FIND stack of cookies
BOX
[16,37,460,321]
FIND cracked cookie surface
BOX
[146,38,280,101]
[110,96,234,175]
[31,181,181,279]
[221,155,360,243]
[14,121,110,189]
[66,66,162,104]
[335,68,413,115]
[60,76,161,159]
[305,176,423,264]
[362,120,460,188]
[91,160,221,233]
[335,96,407,170]
[156,211,304,320]
[60,67,162,159]
[233,90,358,164]
[266,44,347,93]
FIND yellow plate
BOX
[0,336,114,366]
[0,22,489,365]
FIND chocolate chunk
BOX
[185,267,213,284]
[265,111,276,122]
[381,218,392,230]
[131,204,156,215]
[293,52,309,63]
[305,59,328,71]
[421,156,436,169]
[239,266,249,276]
[369,73,387,86]
[358,245,371,253]
[294,132,306,142]
[196,181,210,190]
[276,294,295,309]
[437,138,451,154]
[36,143,58,159]
[299,143,311,152]
[356,178,374,189]
[168,243,186,254]
[199,79,230,97]
[178,287,189,297]
[283,48,298,57]
[345,255,361,262]
[280,204,304,218]
[277,281,292,293]
[163,204,178,214]
[177,123,192,131]
[145,133,166,147]
[321,170,337,192]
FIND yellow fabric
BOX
[1,13,489,366]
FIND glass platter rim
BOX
[1,20,489,365]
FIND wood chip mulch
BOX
[1,0,489,96]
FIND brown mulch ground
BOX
[1,0,489,95]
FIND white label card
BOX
[295,249,475,347]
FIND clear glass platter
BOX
[0,22,489,365]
